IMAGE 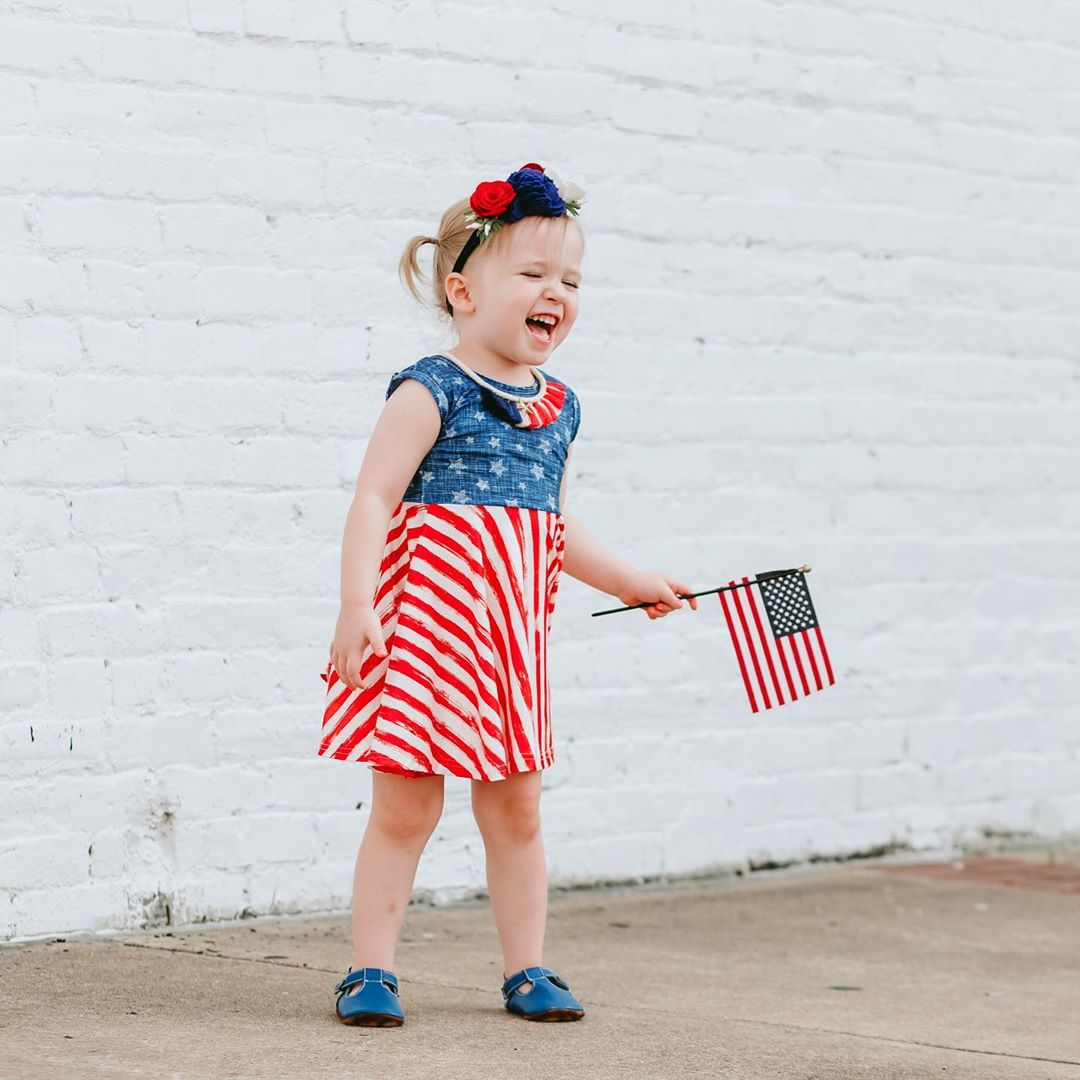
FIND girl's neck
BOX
[444,346,538,388]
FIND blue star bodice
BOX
[385,353,580,516]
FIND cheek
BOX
[510,283,535,312]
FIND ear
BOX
[444,272,475,315]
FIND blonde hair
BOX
[398,197,584,325]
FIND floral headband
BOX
[444,162,586,315]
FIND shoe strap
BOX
[501,965,556,999]
[334,967,399,995]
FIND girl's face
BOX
[450,216,584,367]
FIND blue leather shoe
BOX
[501,965,585,1021]
[333,967,405,1026]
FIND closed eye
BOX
[522,272,580,289]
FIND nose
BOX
[544,277,567,302]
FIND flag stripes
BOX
[718,574,835,713]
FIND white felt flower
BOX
[548,170,586,208]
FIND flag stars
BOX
[539,438,552,455]
[530,463,545,480]
[490,459,506,477]
[475,478,490,491]
[451,489,469,503]
[421,470,434,482]
[447,458,467,473]
[488,436,501,449]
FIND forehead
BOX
[504,218,583,269]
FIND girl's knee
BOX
[479,811,541,846]
[472,789,542,844]
[370,774,444,844]
[370,802,442,846]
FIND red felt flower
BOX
[470,180,516,219]
[519,162,545,172]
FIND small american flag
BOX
[717,569,835,712]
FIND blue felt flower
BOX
[503,168,567,223]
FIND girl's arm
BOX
[558,444,697,619]
[560,508,634,594]
[330,380,441,689]
[558,443,632,594]
[342,378,440,604]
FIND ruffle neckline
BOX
[437,353,566,430]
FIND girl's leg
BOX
[471,769,546,989]
[350,769,444,971]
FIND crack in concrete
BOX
[708,1019,1080,1069]
[114,940,1080,1068]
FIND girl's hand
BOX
[615,570,698,620]
[330,603,388,691]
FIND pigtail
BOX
[397,197,475,324]
[397,234,439,310]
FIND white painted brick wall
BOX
[2,0,1079,941]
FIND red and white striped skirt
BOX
[318,501,567,780]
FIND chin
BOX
[525,337,560,361]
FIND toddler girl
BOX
[318,163,698,1026]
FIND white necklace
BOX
[439,353,547,403]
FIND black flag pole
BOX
[590,565,813,617]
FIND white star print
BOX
[396,365,583,518]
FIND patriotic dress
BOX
[318,353,581,781]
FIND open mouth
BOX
[525,316,556,344]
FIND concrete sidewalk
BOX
[2,846,1078,1079]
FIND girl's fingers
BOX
[358,633,390,687]
[670,580,697,610]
